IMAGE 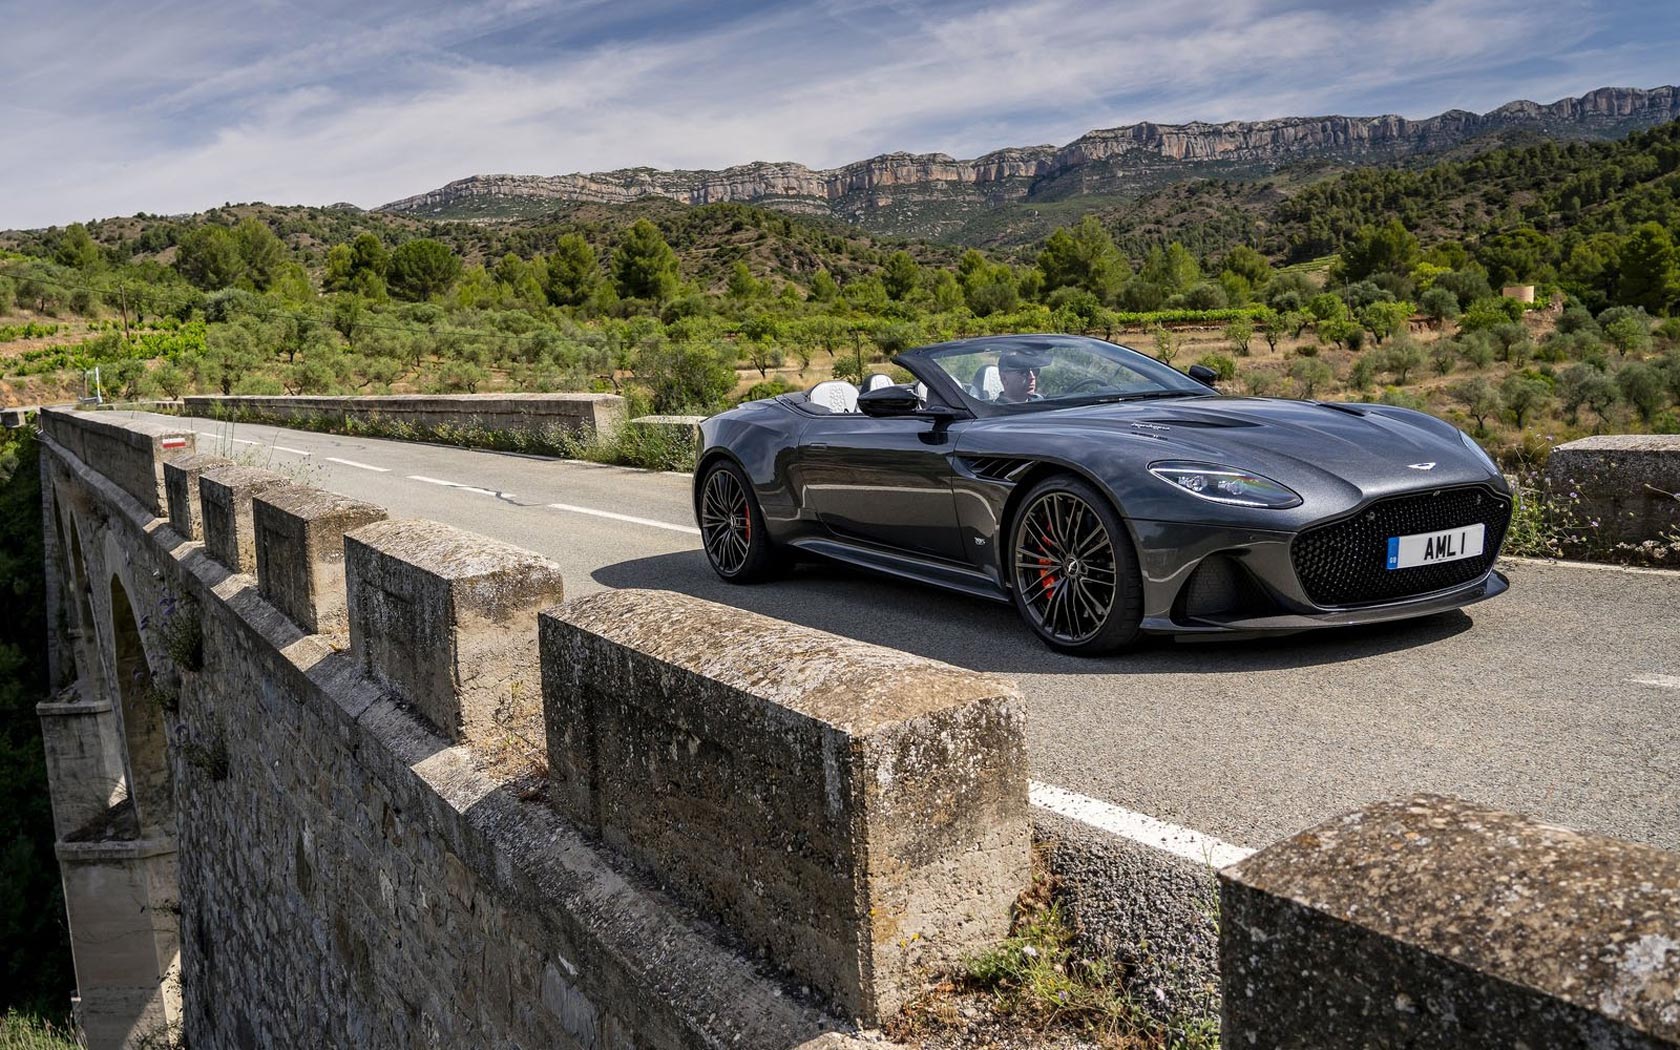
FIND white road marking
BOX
[326,457,390,473]
[408,475,513,499]
[271,445,311,456]
[1029,781,1255,870]
[199,432,260,446]
[547,502,701,536]
[1630,674,1680,690]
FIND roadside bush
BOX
[741,376,796,402]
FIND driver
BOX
[994,349,1047,403]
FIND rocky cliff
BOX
[379,85,1680,238]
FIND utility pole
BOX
[117,282,132,343]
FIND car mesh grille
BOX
[1291,486,1511,607]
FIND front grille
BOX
[1291,486,1511,607]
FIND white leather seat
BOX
[968,365,1002,401]
[862,373,896,392]
[808,380,860,414]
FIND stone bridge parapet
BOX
[182,392,627,441]
[31,405,1680,1049]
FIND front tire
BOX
[698,461,783,583]
[1008,475,1143,656]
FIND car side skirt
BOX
[785,537,1012,604]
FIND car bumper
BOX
[1141,569,1509,635]
[1128,517,1510,636]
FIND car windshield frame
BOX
[897,334,1211,416]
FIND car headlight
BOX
[1148,462,1302,508]
[1459,429,1499,473]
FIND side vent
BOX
[958,456,1036,483]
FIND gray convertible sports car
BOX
[694,333,1512,655]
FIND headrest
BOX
[808,380,859,414]
[969,365,1002,400]
[862,373,896,392]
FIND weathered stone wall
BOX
[1547,434,1680,553]
[39,408,194,515]
[1221,794,1680,1048]
[182,392,626,440]
[35,406,1025,1049]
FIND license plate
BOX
[1386,523,1485,570]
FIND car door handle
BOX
[808,442,829,451]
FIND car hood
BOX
[974,395,1503,502]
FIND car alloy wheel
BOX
[700,466,753,575]
[698,461,783,583]
[1009,476,1142,654]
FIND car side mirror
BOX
[1187,364,1220,388]
[857,385,922,416]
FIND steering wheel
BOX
[1064,376,1111,393]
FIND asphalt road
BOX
[126,410,1680,852]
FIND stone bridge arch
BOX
[108,574,172,839]
[36,475,183,1048]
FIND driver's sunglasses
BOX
[1001,366,1041,377]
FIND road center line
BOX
[198,431,260,446]
[408,474,514,499]
[1029,781,1255,869]
[326,456,390,473]
[547,502,701,536]
[1630,674,1680,690]
[271,445,311,456]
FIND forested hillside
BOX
[2,122,1679,478]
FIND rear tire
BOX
[698,460,783,583]
[1007,475,1143,656]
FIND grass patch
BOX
[0,1011,79,1049]
[889,861,1219,1049]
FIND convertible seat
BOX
[808,380,860,413]
[969,365,1002,401]
[862,373,896,392]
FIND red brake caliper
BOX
[1035,518,1057,598]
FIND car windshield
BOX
[917,335,1208,410]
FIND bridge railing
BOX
[40,407,195,516]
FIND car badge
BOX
[1131,421,1170,431]
[1407,462,1436,470]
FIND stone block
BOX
[253,485,387,635]
[1220,794,1680,1049]
[541,588,1029,1024]
[198,465,293,574]
[1546,434,1680,552]
[183,393,629,441]
[163,452,233,541]
[39,408,194,515]
[345,519,564,741]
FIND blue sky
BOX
[3,0,1678,229]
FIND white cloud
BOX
[0,0,1666,228]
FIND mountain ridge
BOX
[379,86,1680,240]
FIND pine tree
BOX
[612,220,680,302]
